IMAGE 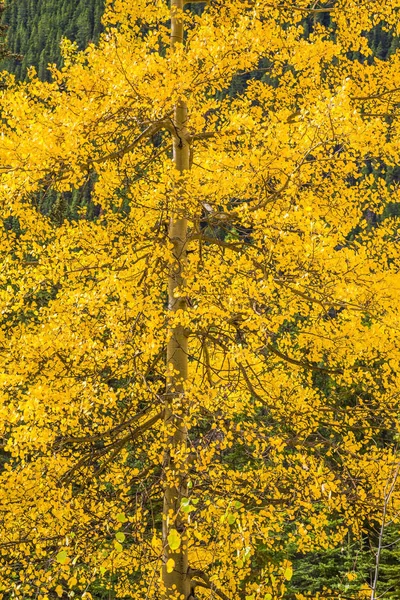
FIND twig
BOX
[370,460,400,600]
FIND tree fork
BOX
[162,0,191,599]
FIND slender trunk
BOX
[162,1,190,598]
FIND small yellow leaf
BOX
[167,529,181,551]
[115,531,125,543]
[56,550,68,565]
[116,513,128,523]
[284,565,293,581]
[166,558,175,573]
[55,585,63,598]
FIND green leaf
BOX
[115,531,125,543]
[167,529,181,551]
[264,594,272,600]
[234,501,244,509]
[114,541,123,553]
[116,512,127,523]
[181,497,195,513]
[56,550,68,564]
[227,514,236,525]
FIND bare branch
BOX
[238,362,269,406]
[185,0,336,11]
[59,406,163,445]
[267,4,336,11]
[265,343,344,375]
[371,460,400,600]
[190,233,244,252]
[189,568,236,600]
[59,411,163,485]
[91,119,175,165]
[353,87,400,101]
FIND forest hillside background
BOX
[0,0,104,80]
[1,0,399,81]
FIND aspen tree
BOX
[1,2,400,600]
[163,1,191,598]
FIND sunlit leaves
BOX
[0,1,400,600]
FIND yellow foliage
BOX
[0,0,400,599]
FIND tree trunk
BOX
[162,1,191,598]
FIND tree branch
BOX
[353,87,400,101]
[265,344,344,375]
[267,4,337,11]
[90,119,175,165]
[371,461,400,600]
[59,411,163,485]
[59,407,163,445]
[185,0,336,10]
[238,362,269,406]
[189,568,236,600]
[190,233,244,252]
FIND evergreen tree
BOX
[0,0,104,80]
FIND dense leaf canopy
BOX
[1,1,400,599]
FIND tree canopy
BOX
[1,1,400,599]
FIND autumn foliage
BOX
[1,1,400,599]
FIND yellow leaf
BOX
[166,558,175,573]
[56,550,68,565]
[284,565,293,581]
[167,529,181,551]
